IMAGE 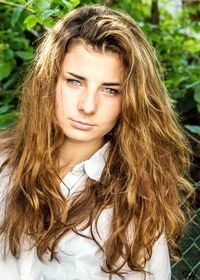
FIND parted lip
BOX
[69,118,95,126]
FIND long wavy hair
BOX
[0,5,193,278]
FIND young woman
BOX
[0,4,193,280]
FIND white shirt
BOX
[0,143,171,280]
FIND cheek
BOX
[101,100,121,127]
[55,87,74,118]
[109,99,121,121]
[55,91,63,119]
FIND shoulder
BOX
[125,234,171,279]
[0,151,10,177]
[146,233,171,279]
[0,152,12,202]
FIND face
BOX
[55,43,123,148]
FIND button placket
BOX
[19,248,35,280]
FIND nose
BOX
[78,89,98,115]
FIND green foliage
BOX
[184,124,200,136]
[0,0,82,130]
[0,0,200,136]
[112,0,200,136]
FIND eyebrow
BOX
[66,72,122,86]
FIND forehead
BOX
[61,42,124,82]
[65,41,122,63]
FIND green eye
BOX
[67,79,81,86]
[103,88,119,95]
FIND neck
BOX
[58,138,103,177]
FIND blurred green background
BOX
[0,0,199,279]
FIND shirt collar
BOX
[84,142,110,181]
[69,142,110,182]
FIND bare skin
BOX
[55,43,123,176]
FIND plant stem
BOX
[0,0,34,13]
[186,131,200,144]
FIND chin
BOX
[64,134,98,143]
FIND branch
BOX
[185,131,200,145]
[100,0,118,7]
[0,0,34,13]
[150,0,159,25]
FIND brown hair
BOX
[0,5,193,278]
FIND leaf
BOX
[39,9,60,19]
[15,51,34,60]
[0,106,9,114]
[0,90,16,104]
[194,85,200,103]
[0,61,12,81]
[24,15,38,30]
[41,18,55,27]
[184,39,200,53]
[69,0,80,7]
[0,44,9,50]
[11,8,23,26]
[61,0,73,10]
[184,125,200,136]
[11,37,29,50]
[0,112,18,130]
[3,72,20,90]
[33,1,51,11]
[186,81,200,89]
[3,49,14,60]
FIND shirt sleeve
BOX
[147,233,171,280]
[116,233,171,280]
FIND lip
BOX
[69,118,95,130]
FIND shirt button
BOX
[72,166,84,175]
